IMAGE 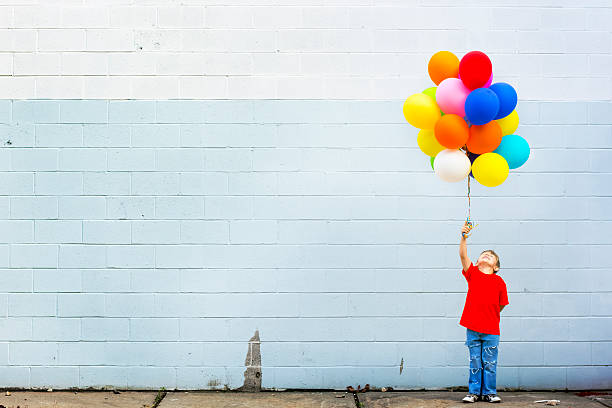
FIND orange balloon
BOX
[434,114,469,149]
[428,51,460,85]
[467,121,502,154]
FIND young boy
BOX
[459,221,508,403]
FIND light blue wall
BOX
[0,99,610,390]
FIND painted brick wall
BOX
[0,0,611,390]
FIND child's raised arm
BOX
[459,221,472,272]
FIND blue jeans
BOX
[465,328,499,395]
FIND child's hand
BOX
[461,221,472,238]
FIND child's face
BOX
[477,251,499,271]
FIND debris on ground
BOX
[535,400,560,406]
[4,392,9,397]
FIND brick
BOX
[107,245,154,268]
[105,294,154,317]
[110,6,156,28]
[132,220,180,244]
[59,100,107,123]
[59,245,106,268]
[0,220,33,243]
[0,269,32,292]
[107,148,155,171]
[59,148,106,171]
[109,101,155,123]
[84,172,130,195]
[228,173,276,195]
[131,269,179,292]
[179,220,228,244]
[58,342,106,365]
[0,318,32,341]
[82,318,129,341]
[35,124,83,147]
[38,29,85,51]
[10,342,57,365]
[10,244,58,268]
[12,100,60,123]
[230,220,277,244]
[61,52,108,76]
[156,148,205,171]
[127,367,176,389]
[79,366,128,388]
[567,366,612,390]
[107,197,154,220]
[179,318,231,341]
[543,342,591,365]
[34,269,81,292]
[0,123,35,147]
[83,124,130,147]
[132,172,179,195]
[35,220,82,243]
[0,367,29,388]
[205,148,252,171]
[518,367,566,390]
[59,196,106,219]
[205,196,252,219]
[14,52,61,75]
[86,29,133,52]
[83,220,130,244]
[58,294,104,317]
[129,318,179,340]
[35,172,83,195]
[9,293,56,317]
[0,245,7,268]
[11,148,58,171]
[82,269,130,293]
[155,197,205,219]
[0,172,34,195]
[131,124,180,147]
[31,367,79,389]
[32,317,80,341]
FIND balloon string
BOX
[463,175,477,238]
[467,175,471,220]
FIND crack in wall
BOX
[238,330,261,392]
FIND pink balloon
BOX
[436,78,470,117]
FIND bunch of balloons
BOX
[403,51,530,187]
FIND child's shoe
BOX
[483,394,501,403]
[462,394,479,403]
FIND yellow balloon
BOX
[417,129,445,157]
[496,110,519,136]
[472,152,509,187]
[403,93,441,129]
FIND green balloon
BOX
[423,86,444,116]
[423,87,437,100]
[430,156,435,170]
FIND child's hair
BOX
[481,249,501,272]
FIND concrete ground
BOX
[0,390,608,408]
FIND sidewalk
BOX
[0,390,607,408]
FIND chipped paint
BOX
[238,330,262,392]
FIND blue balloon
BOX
[493,134,530,169]
[489,82,517,120]
[465,88,499,125]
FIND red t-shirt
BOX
[459,262,509,335]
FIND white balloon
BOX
[433,149,471,182]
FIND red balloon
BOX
[459,51,492,90]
